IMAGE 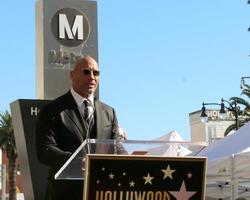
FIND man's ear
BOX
[70,70,74,80]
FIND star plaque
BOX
[84,154,206,200]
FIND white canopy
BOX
[197,122,250,199]
[146,130,192,156]
[154,130,186,141]
[205,150,250,199]
[197,121,250,160]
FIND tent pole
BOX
[230,178,238,200]
[230,154,238,200]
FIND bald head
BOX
[74,56,98,71]
[70,56,100,98]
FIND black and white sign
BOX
[51,7,90,47]
[84,155,207,200]
[36,0,98,99]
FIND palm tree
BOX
[224,84,250,136]
[0,111,17,200]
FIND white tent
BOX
[205,150,250,199]
[197,121,250,160]
[146,130,192,156]
[154,130,186,141]
[197,122,250,199]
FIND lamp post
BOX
[200,98,239,130]
[240,76,250,89]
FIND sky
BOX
[0,0,249,141]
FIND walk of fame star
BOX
[169,181,197,200]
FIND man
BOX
[36,55,123,200]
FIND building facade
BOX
[189,109,236,144]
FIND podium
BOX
[55,139,207,200]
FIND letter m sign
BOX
[59,14,83,40]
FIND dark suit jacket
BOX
[35,91,119,200]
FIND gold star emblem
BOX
[161,164,176,179]
[143,173,154,185]
[108,173,114,179]
[129,181,135,187]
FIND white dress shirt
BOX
[70,88,94,116]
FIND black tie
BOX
[83,100,92,126]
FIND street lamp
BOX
[240,76,250,89]
[200,98,239,130]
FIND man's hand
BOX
[117,127,128,140]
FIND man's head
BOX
[70,55,100,98]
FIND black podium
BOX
[55,139,207,200]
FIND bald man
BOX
[36,56,122,200]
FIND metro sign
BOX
[59,14,84,40]
[51,8,90,47]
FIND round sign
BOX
[51,8,90,47]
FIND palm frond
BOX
[0,111,16,157]
[240,84,250,99]
[0,111,13,132]
[224,120,246,136]
[229,97,250,107]
[224,124,236,136]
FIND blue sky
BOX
[0,0,249,140]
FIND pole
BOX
[222,99,239,131]
[230,154,238,200]
[235,112,239,130]
[233,101,239,130]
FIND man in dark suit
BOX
[35,55,123,200]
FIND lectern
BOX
[55,139,207,200]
